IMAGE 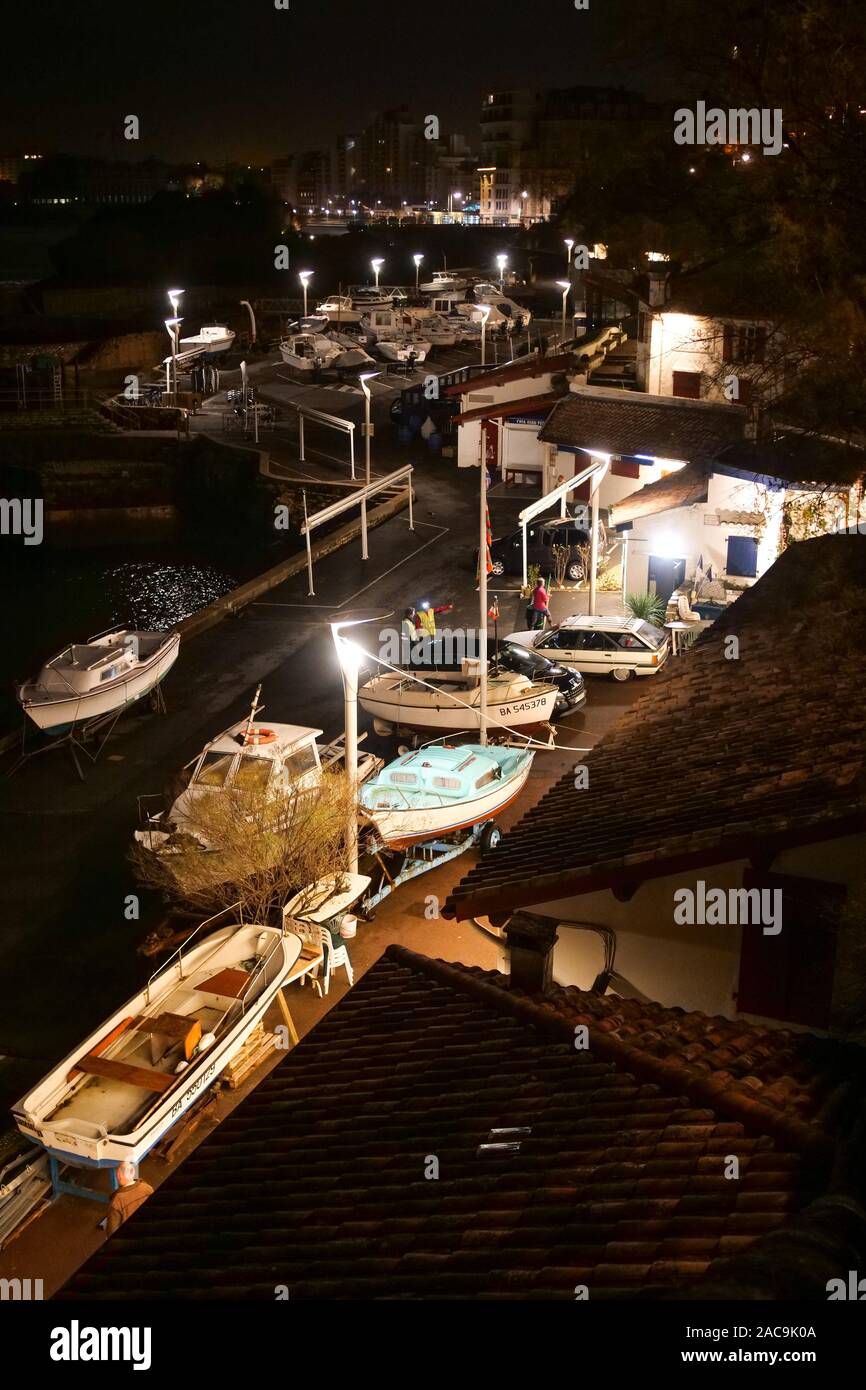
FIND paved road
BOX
[0,339,639,1117]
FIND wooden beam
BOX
[76,1054,175,1093]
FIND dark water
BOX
[0,521,287,728]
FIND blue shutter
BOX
[726,534,758,577]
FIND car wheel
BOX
[490,559,505,577]
[480,822,502,852]
[611,666,634,682]
[567,561,583,581]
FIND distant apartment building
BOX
[479,86,663,224]
[0,153,43,186]
[17,155,179,205]
[357,107,426,206]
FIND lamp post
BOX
[165,317,181,402]
[413,253,423,293]
[448,190,463,217]
[564,238,574,268]
[359,371,379,563]
[479,303,491,367]
[496,254,508,292]
[330,617,379,876]
[299,270,313,318]
[557,279,571,343]
[371,257,384,288]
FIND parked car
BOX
[492,639,586,714]
[487,518,597,581]
[505,615,670,682]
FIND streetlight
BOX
[298,270,313,318]
[413,252,424,293]
[359,372,379,491]
[479,303,491,367]
[330,616,383,875]
[164,317,181,401]
[371,257,384,288]
[564,238,574,267]
[558,278,572,340]
[448,190,463,216]
[496,253,508,292]
[167,287,184,319]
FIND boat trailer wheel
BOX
[480,822,501,852]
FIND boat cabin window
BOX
[432,775,461,790]
[194,751,236,787]
[100,665,117,682]
[390,772,418,786]
[475,768,502,789]
[232,756,273,792]
[284,744,318,779]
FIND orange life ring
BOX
[244,727,278,746]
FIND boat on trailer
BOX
[358,658,557,740]
[135,686,381,854]
[17,629,180,735]
[359,742,534,849]
[12,919,303,1167]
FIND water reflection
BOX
[101,561,236,630]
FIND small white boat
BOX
[327,332,376,372]
[18,630,180,735]
[358,659,558,739]
[316,295,363,325]
[420,270,468,295]
[406,310,458,347]
[136,689,381,855]
[279,332,342,375]
[359,742,534,849]
[178,324,236,357]
[469,291,532,325]
[350,286,396,311]
[375,335,431,364]
[12,919,303,1167]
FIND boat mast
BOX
[244,683,263,738]
[479,439,488,746]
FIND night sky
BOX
[3,0,645,163]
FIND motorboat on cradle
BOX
[404,309,458,346]
[420,270,468,296]
[469,288,532,325]
[326,332,376,372]
[12,919,304,1167]
[135,693,382,855]
[349,286,399,312]
[358,658,558,739]
[17,629,180,735]
[279,332,343,375]
[359,742,534,849]
[316,295,364,325]
[178,324,236,357]
[375,335,431,364]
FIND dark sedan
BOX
[491,638,586,714]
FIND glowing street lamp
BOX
[298,270,313,318]
[359,371,380,493]
[413,252,424,293]
[564,238,574,267]
[557,279,571,342]
[479,303,491,367]
[330,616,384,874]
[371,257,384,288]
[496,253,508,292]
[164,317,182,400]
[167,287,184,318]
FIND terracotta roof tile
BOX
[538,388,748,459]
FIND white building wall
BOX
[645,312,779,402]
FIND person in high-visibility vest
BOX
[415,601,453,639]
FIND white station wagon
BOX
[506,615,670,682]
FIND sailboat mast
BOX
[479,442,488,746]
[244,683,263,738]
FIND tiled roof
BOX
[538,389,748,460]
[610,460,710,524]
[62,945,857,1302]
[445,535,866,921]
[714,434,866,489]
[443,352,579,398]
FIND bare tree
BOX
[130,770,357,925]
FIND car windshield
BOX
[501,642,543,673]
[633,620,666,648]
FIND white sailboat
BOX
[18,630,180,735]
[358,659,557,740]
[12,918,303,1167]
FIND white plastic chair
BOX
[282,913,326,995]
[317,924,354,995]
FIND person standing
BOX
[415,601,453,640]
[101,1161,154,1236]
[528,578,550,630]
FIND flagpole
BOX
[479,447,488,746]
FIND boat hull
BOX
[359,682,557,740]
[19,634,180,734]
[13,925,300,1167]
[362,757,532,849]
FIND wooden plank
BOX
[67,1017,136,1082]
[76,1054,175,1093]
[196,968,250,999]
